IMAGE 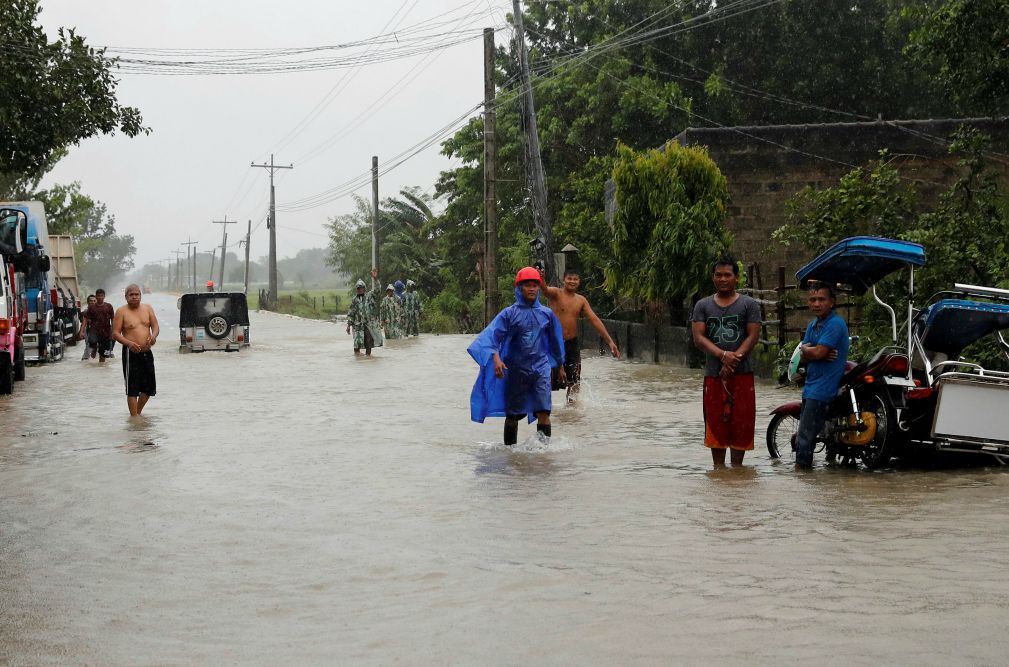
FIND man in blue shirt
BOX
[795,282,849,468]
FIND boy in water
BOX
[468,267,566,445]
[540,266,620,403]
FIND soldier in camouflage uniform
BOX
[380,284,404,339]
[403,279,423,336]
[346,279,382,355]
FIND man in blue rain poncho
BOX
[468,266,566,446]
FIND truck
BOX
[0,201,79,363]
[0,207,29,392]
[48,234,82,349]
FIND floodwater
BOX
[2,293,1009,665]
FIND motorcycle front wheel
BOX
[858,392,895,470]
[767,413,799,460]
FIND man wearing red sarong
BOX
[691,256,762,466]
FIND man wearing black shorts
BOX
[112,284,160,416]
[540,267,620,403]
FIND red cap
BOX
[206,280,214,287]
[514,266,543,286]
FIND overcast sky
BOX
[38,0,513,270]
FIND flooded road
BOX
[2,292,1009,665]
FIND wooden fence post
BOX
[777,266,787,346]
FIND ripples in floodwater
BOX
[1,293,1009,665]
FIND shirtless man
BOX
[112,284,160,416]
[540,267,620,402]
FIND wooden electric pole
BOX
[171,250,185,291]
[180,238,197,292]
[511,0,553,281]
[242,219,251,295]
[371,155,380,289]
[212,216,237,290]
[483,27,499,325]
[251,154,293,305]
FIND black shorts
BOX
[122,348,156,397]
[552,337,582,390]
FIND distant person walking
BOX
[78,294,97,360]
[468,267,565,446]
[346,279,382,355]
[82,288,115,363]
[540,266,620,403]
[691,256,761,466]
[403,280,422,336]
[112,284,160,416]
[380,284,403,339]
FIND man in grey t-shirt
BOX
[691,256,762,466]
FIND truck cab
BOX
[0,208,28,392]
[0,201,68,363]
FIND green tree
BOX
[904,128,1009,298]
[0,0,146,182]
[325,194,373,281]
[606,141,731,321]
[906,0,1009,115]
[34,181,136,289]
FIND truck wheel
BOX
[67,313,80,346]
[13,349,25,381]
[50,319,65,362]
[0,355,13,395]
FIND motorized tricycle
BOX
[767,237,924,468]
[898,283,1009,463]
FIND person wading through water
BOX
[539,265,620,404]
[467,267,565,446]
[691,256,762,466]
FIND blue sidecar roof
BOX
[796,236,926,295]
[919,299,1009,357]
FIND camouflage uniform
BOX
[403,288,422,336]
[380,294,404,339]
[347,290,380,349]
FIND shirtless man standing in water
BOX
[112,284,160,416]
[540,267,620,403]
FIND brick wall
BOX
[669,118,1009,280]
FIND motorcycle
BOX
[766,237,925,469]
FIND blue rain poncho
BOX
[394,280,405,300]
[467,286,565,423]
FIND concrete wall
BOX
[578,317,780,376]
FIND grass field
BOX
[249,289,348,320]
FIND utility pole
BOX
[483,26,499,325]
[181,238,197,292]
[212,216,237,291]
[241,219,251,295]
[371,155,379,289]
[251,154,293,305]
[206,250,217,285]
[511,0,553,280]
[171,250,185,291]
[162,258,173,290]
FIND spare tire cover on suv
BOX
[206,313,231,339]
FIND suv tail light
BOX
[50,288,58,306]
[0,318,9,335]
